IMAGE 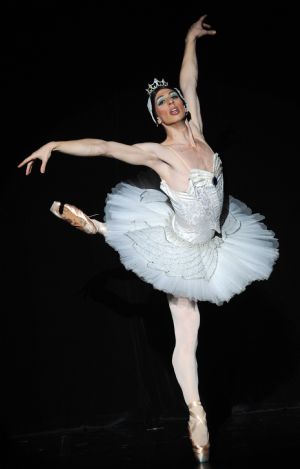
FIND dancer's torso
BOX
[159,147,224,244]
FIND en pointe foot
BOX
[50,201,105,235]
[188,399,210,463]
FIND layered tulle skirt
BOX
[103,181,279,305]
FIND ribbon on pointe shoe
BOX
[187,399,210,463]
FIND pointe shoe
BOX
[50,201,99,234]
[188,399,210,463]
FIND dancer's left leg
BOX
[167,295,200,405]
[167,295,209,462]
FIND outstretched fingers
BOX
[17,155,36,176]
[17,154,34,168]
[18,151,48,175]
[196,14,216,36]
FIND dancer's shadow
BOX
[79,268,184,420]
[79,266,177,370]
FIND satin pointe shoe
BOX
[188,399,210,463]
[50,201,100,234]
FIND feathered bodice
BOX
[160,153,224,244]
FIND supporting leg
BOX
[167,295,209,461]
[167,295,200,405]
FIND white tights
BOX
[92,219,107,235]
[167,295,201,405]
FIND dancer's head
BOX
[146,78,191,126]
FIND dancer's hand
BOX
[17,141,56,175]
[186,14,216,41]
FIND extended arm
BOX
[17,138,159,175]
[179,14,216,135]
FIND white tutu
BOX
[103,178,279,305]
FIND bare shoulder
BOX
[133,141,171,173]
[133,141,172,162]
[133,141,168,156]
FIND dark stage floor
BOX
[4,406,299,469]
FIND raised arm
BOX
[179,14,216,135]
[17,138,159,175]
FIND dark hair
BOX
[150,85,191,121]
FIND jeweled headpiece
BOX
[146,78,168,96]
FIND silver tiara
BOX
[146,78,168,96]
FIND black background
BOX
[2,2,299,436]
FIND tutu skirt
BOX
[103,180,279,305]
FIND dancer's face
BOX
[154,88,185,125]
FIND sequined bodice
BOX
[160,153,224,244]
